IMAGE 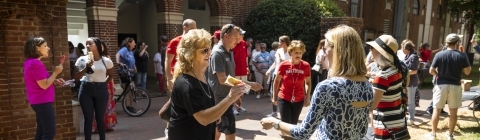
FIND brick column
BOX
[0,1,75,139]
[85,1,119,82]
[157,12,184,40]
[210,16,233,33]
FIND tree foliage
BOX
[448,0,480,50]
[244,0,344,64]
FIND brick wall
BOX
[229,0,261,27]
[0,1,76,140]
[320,17,364,39]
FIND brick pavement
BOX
[75,78,478,140]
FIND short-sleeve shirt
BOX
[431,50,470,85]
[154,53,163,74]
[404,53,419,86]
[253,52,273,72]
[274,48,291,74]
[24,58,55,105]
[118,47,135,69]
[232,40,248,76]
[134,49,149,73]
[420,49,432,62]
[166,36,182,74]
[251,49,260,71]
[169,74,216,139]
[277,60,311,102]
[75,56,114,82]
[206,42,236,103]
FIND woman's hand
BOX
[86,60,94,68]
[369,110,374,128]
[246,81,262,92]
[53,78,65,86]
[271,97,277,106]
[228,83,246,99]
[304,99,310,107]
[260,117,278,130]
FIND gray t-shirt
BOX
[404,53,419,86]
[431,50,470,85]
[206,43,236,103]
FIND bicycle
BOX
[462,91,480,127]
[116,66,151,117]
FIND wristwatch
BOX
[274,120,281,130]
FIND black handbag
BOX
[380,112,411,140]
[159,103,171,122]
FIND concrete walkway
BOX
[74,78,479,140]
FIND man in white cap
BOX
[428,33,471,139]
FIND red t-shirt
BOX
[419,49,431,62]
[232,40,248,76]
[277,60,311,103]
[166,36,182,74]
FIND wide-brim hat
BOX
[366,35,398,62]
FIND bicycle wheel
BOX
[122,88,151,117]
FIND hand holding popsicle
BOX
[53,55,64,74]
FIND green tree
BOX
[244,0,344,64]
[448,0,480,51]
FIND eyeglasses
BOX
[200,48,211,54]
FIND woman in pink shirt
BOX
[23,37,64,140]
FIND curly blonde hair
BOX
[287,40,306,54]
[325,24,367,77]
[172,29,212,81]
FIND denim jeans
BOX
[79,82,109,140]
[31,102,56,140]
[406,86,417,120]
[136,72,147,89]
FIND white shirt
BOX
[397,50,406,60]
[273,48,291,74]
[75,56,114,82]
[154,53,163,74]
[251,49,261,71]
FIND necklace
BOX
[192,72,211,99]
[290,60,301,103]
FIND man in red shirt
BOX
[232,29,249,115]
[161,19,196,139]
[164,19,197,92]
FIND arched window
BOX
[437,5,442,19]
[413,0,419,15]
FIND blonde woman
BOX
[167,29,246,139]
[261,25,373,139]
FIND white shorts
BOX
[432,84,463,109]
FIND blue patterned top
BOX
[290,77,374,140]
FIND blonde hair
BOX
[325,25,367,77]
[287,40,306,54]
[172,29,212,81]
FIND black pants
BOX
[79,82,109,140]
[269,75,278,113]
[278,98,304,124]
[31,102,56,140]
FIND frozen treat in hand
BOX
[88,52,94,61]
[224,75,251,93]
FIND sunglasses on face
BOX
[200,48,211,54]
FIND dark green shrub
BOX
[244,0,344,64]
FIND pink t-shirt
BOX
[24,58,54,105]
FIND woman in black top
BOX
[134,42,149,89]
[168,29,246,140]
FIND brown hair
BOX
[24,37,46,58]
[120,37,135,47]
[279,35,291,46]
[316,39,326,55]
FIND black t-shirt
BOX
[169,74,216,140]
[431,50,470,85]
[134,49,149,73]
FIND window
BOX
[413,0,419,15]
[453,11,459,22]
[437,5,442,19]
[188,0,206,10]
[351,0,359,17]
[383,19,390,34]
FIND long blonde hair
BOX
[172,29,212,82]
[325,25,367,77]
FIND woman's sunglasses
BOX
[200,48,211,54]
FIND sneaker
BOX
[126,106,137,113]
[407,119,415,126]
[426,109,433,115]
[233,109,239,115]
[256,95,261,98]
[165,128,168,139]
[425,133,436,140]
[445,133,454,140]
[238,107,247,112]
[441,110,449,115]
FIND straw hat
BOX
[366,35,398,62]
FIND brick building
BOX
[0,0,261,139]
[333,0,466,51]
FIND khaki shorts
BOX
[432,84,463,109]
[235,75,248,81]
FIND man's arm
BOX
[464,66,472,75]
[165,54,174,79]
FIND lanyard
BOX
[290,61,301,103]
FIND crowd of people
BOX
[22,17,477,140]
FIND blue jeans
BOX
[31,102,56,140]
[136,72,147,89]
[79,82,109,140]
[406,86,417,120]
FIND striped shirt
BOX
[372,66,406,140]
